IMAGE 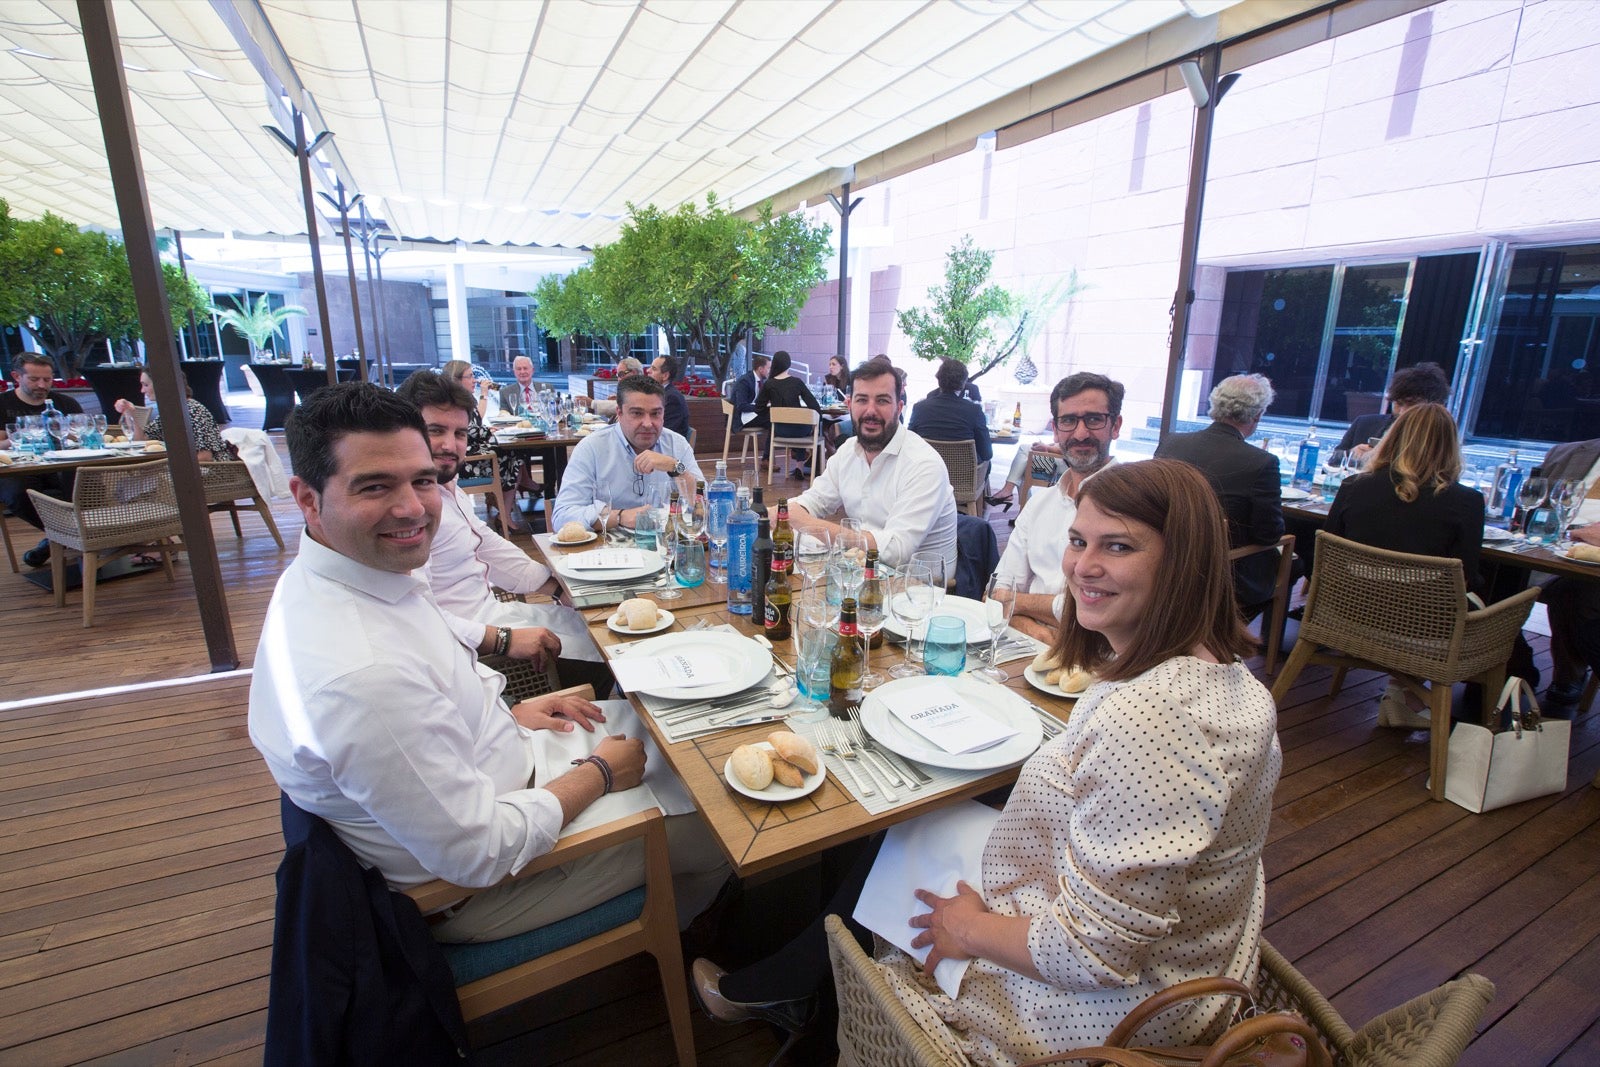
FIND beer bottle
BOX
[773,499,795,558]
[829,598,865,719]
[763,545,793,641]
[1012,402,1022,430]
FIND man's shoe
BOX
[1378,685,1432,730]
[691,958,813,1032]
[22,538,50,569]
[1544,681,1584,709]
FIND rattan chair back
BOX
[924,438,988,516]
[200,459,286,549]
[65,460,183,553]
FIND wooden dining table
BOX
[488,427,586,503]
[531,532,1076,878]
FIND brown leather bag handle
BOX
[1103,976,1257,1047]
[1198,1014,1330,1067]
[1019,1048,1165,1067]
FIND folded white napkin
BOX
[610,652,732,692]
[879,679,1018,754]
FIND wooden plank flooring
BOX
[2,445,1597,1063]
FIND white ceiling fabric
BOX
[0,0,1246,249]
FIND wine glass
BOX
[889,562,936,678]
[707,488,730,585]
[978,574,1018,682]
[1551,479,1581,537]
[795,529,831,587]
[648,483,682,600]
[1515,476,1548,536]
[856,571,887,689]
[593,495,612,538]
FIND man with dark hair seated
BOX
[648,354,691,439]
[1335,361,1450,461]
[908,358,992,466]
[250,382,727,946]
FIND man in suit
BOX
[648,354,691,439]
[1333,361,1450,460]
[908,358,992,465]
[1155,373,1285,614]
[498,355,537,415]
[1532,438,1600,714]
[730,352,770,429]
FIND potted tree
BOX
[211,293,307,364]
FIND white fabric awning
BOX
[0,0,1273,249]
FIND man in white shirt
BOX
[995,372,1123,642]
[788,361,958,574]
[551,376,703,532]
[396,372,607,673]
[249,383,726,942]
[498,355,538,415]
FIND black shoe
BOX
[1544,682,1583,711]
[691,958,814,1033]
[983,494,1014,513]
[22,538,49,568]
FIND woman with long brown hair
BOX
[692,460,1281,1066]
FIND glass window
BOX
[1319,263,1410,424]
[1215,266,1334,420]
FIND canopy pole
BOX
[826,180,863,362]
[321,179,369,381]
[78,0,238,671]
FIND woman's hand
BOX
[909,881,990,971]
[113,398,133,415]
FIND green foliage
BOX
[531,259,647,361]
[211,293,308,360]
[591,195,831,382]
[896,236,1016,369]
[0,210,211,376]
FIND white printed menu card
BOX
[609,653,733,692]
[563,548,650,570]
[854,801,1001,999]
[879,679,1019,754]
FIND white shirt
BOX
[791,426,958,572]
[995,459,1116,611]
[426,483,603,661]
[879,658,1281,1065]
[248,534,564,890]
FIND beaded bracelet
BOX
[570,754,614,794]
[493,626,512,656]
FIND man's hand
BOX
[506,626,561,666]
[909,881,990,972]
[1574,525,1600,548]
[511,693,608,733]
[113,398,134,415]
[632,449,678,475]
[1350,442,1375,461]
[1029,442,1062,456]
[1011,615,1056,644]
[594,733,647,791]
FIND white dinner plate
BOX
[882,595,992,643]
[41,448,118,460]
[1280,487,1312,502]
[549,530,599,547]
[626,631,772,699]
[860,675,1042,770]
[724,742,827,802]
[1481,527,1517,543]
[550,551,663,583]
[606,607,675,636]
[1022,664,1094,700]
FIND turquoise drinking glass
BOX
[923,616,967,676]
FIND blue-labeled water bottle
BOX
[726,485,758,615]
[1293,425,1320,490]
[706,461,736,583]
[1492,449,1524,521]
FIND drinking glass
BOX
[1527,506,1564,546]
[675,539,706,587]
[977,575,1018,682]
[647,487,682,600]
[632,508,658,554]
[792,585,836,723]
[795,529,831,586]
[890,562,936,678]
[593,496,612,538]
[4,422,18,448]
[1551,479,1581,535]
[1515,476,1548,535]
[856,585,887,690]
[910,551,948,612]
[707,492,730,585]
[923,616,967,676]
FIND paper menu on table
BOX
[878,679,1019,754]
[853,800,1002,999]
[563,548,650,570]
[609,653,732,692]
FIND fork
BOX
[818,721,876,799]
[833,719,896,802]
[846,706,922,789]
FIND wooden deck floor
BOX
[1,450,1596,1064]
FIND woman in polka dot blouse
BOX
[694,460,1282,1066]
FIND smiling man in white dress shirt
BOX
[249,383,725,941]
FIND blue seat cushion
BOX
[457,477,493,488]
[437,886,647,987]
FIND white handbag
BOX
[1441,677,1570,813]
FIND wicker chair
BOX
[1270,532,1539,801]
[27,459,184,628]
[825,916,1494,1067]
[201,459,285,550]
[1230,533,1297,675]
[925,438,992,517]
[0,504,17,573]
[1014,449,1064,511]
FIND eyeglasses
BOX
[1052,412,1113,431]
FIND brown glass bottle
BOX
[773,499,795,558]
[763,546,793,641]
[829,597,865,719]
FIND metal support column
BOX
[826,180,863,360]
[265,110,337,380]
[77,0,237,670]
[320,178,368,381]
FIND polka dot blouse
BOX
[877,657,1282,1067]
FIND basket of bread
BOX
[607,597,672,635]
[1024,648,1095,698]
[725,731,825,800]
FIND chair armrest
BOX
[1346,972,1495,1066]
[26,490,77,540]
[552,683,596,701]
[404,807,664,913]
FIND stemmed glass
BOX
[856,571,887,690]
[707,489,730,585]
[648,482,682,600]
[593,496,613,540]
[1551,479,1582,539]
[889,562,937,678]
[831,522,867,606]
[978,574,1018,682]
[795,529,831,588]
[1515,476,1548,536]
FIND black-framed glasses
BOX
[1052,412,1113,430]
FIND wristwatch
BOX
[670,459,687,476]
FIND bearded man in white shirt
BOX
[994,372,1123,642]
[786,361,958,574]
[249,383,726,942]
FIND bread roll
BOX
[622,598,659,630]
[730,744,774,790]
[143,442,165,453]
[556,520,589,543]
[1061,668,1095,694]
[1570,542,1600,563]
[1031,649,1062,673]
[771,759,804,788]
[767,731,818,776]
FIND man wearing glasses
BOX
[994,372,1123,641]
[551,374,702,532]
